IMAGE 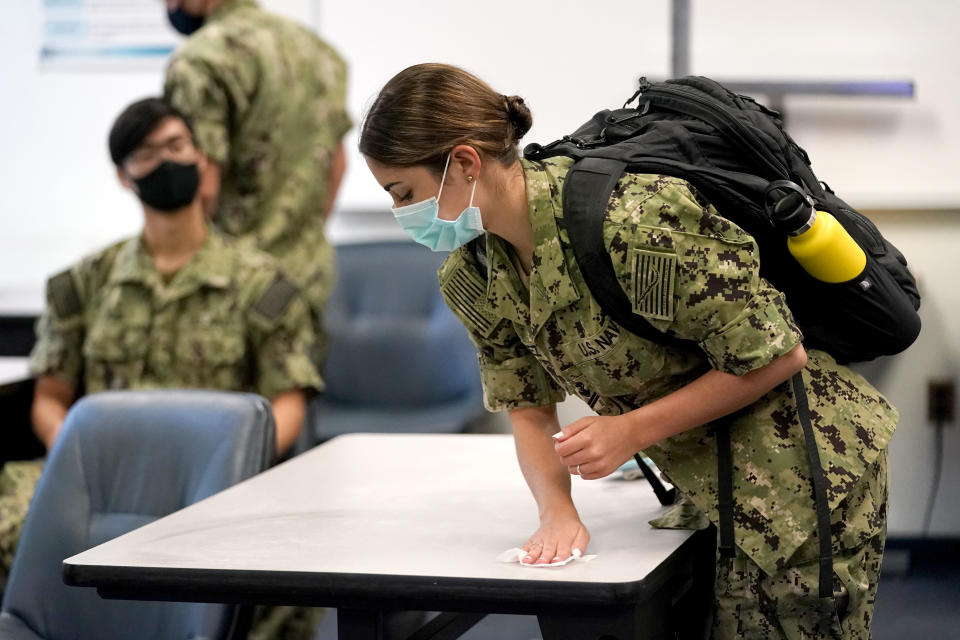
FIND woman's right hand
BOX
[521,508,590,565]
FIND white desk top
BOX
[0,357,30,387]
[65,434,695,603]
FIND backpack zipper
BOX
[639,82,786,179]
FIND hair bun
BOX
[503,94,533,142]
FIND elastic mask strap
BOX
[468,173,479,207]
[436,154,452,203]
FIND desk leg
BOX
[338,608,384,640]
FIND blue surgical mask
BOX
[391,155,484,252]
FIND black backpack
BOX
[523,75,921,365]
[523,76,920,609]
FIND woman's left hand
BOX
[553,414,645,480]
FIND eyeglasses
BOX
[125,134,196,168]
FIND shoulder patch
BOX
[47,270,82,318]
[631,248,676,321]
[440,261,498,338]
[252,274,299,321]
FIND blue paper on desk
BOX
[618,456,657,481]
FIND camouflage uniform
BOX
[164,0,352,333]
[164,6,348,632]
[0,462,44,596]
[438,156,897,638]
[0,231,322,601]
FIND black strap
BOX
[716,419,736,559]
[715,374,833,599]
[563,157,688,350]
[791,371,835,600]
[633,454,677,506]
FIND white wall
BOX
[325,0,960,210]
[849,211,960,537]
[0,0,314,313]
[0,0,958,536]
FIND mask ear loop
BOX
[436,153,452,203]
[467,172,479,208]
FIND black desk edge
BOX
[63,528,714,612]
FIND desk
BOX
[64,434,713,640]
[0,357,30,388]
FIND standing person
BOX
[359,63,897,639]
[0,97,322,599]
[163,0,352,358]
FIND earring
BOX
[466,175,474,182]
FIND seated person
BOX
[0,97,323,592]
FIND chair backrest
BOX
[322,241,481,408]
[0,390,275,640]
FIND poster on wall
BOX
[41,0,180,70]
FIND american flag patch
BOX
[631,249,676,321]
[441,268,498,337]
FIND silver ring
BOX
[576,464,582,475]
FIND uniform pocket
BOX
[174,329,247,389]
[83,325,148,390]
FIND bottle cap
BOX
[772,191,816,236]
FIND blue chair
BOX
[305,240,485,445]
[0,390,275,640]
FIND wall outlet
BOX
[928,379,956,424]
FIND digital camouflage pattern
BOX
[438,156,898,634]
[29,231,322,400]
[0,460,44,595]
[164,0,352,320]
[713,450,888,640]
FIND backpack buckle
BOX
[570,131,606,149]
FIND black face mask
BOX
[132,161,200,212]
[167,8,205,35]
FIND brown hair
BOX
[359,63,533,174]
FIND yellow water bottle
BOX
[773,192,867,283]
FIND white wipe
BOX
[496,547,597,567]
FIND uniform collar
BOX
[481,158,581,332]
[208,0,259,23]
[110,236,157,287]
[110,228,233,300]
[484,234,531,327]
[520,158,581,333]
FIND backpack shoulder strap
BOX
[563,156,688,349]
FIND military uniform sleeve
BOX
[614,179,803,376]
[438,250,565,411]
[318,47,353,146]
[164,54,233,165]
[247,272,324,400]
[28,268,86,388]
